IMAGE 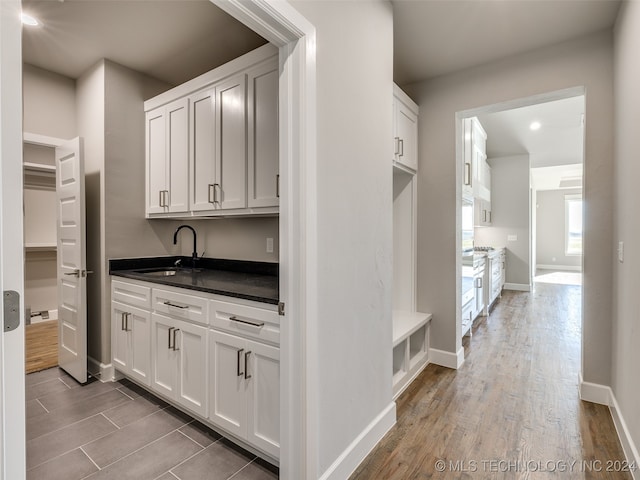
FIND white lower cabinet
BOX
[111,276,279,462]
[151,313,208,417]
[209,329,280,459]
[112,301,151,386]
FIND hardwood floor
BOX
[351,284,632,479]
[25,320,58,374]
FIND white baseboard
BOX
[580,375,640,480]
[537,264,582,272]
[88,357,115,383]
[319,402,396,480]
[504,283,530,292]
[610,393,640,480]
[430,347,464,369]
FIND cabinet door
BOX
[112,302,131,374]
[395,100,418,171]
[216,75,247,210]
[128,305,152,386]
[166,98,189,213]
[175,321,208,417]
[246,340,280,459]
[462,118,473,197]
[146,107,167,215]
[208,329,247,438]
[247,61,279,208]
[151,313,179,399]
[190,89,217,212]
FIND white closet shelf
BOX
[25,243,57,252]
[392,310,432,347]
[23,162,56,173]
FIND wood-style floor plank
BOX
[25,320,58,374]
[351,284,632,480]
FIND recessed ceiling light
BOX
[21,13,40,27]
[530,121,541,131]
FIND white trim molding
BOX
[87,357,115,383]
[579,375,640,479]
[319,402,396,480]
[536,264,582,272]
[504,283,531,292]
[430,347,465,369]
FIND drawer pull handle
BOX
[237,348,244,377]
[163,301,188,309]
[244,351,252,379]
[229,315,264,328]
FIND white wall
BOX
[475,155,530,287]
[76,60,106,364]
[289,1,394,476]
[612,0,640,463]
[536,188,582,269]
[23,64,76,139]
[406,31,614,386]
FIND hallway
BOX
[352,284,631,479]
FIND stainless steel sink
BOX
[134,267,203,277]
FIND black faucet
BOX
[173,225,198,264]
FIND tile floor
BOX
[26,367,278,480]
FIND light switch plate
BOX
[266,237,274,253]
[619,241,624,263]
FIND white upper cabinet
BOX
[145,44,279,218]
[146,98,189,215]
[393,84,419,173]
[248,60,279,208]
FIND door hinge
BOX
[3,290,20,332]
[278,301,285,316]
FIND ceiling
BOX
[21,0,267,86]
[392,0,622,85]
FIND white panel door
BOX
[56,137,88,384]
[208,329,247,438]
[112,302,151,386]
[167,98,189,213]
[190,89,217,212]
[248,61,279,208]
[246,339,280,458]
[176,321,208,416]
[111,301,130,374]
[151,313,179,399]
[216,75,247,210]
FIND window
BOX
[565,194,583,255]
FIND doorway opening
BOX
[457,87,585,351]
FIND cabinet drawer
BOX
[112,280,151,310]
[210,300,279,346]
[152,288,209,326]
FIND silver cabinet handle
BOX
[163,301,188,309]
[229,315,264,328]
[399,138,404,157]
[244,351,252,379]
[159,190,163,207]
[124,312,131,332]
[237,348,244,377]
[121,312,126,331]
[172,329,180,351]
[276,174,280,198]
[213,183,220,204]
[208,184,215,204]
[168,327,174,349]
[64,269,80,277]
[394,137,400,155]
[464,163,471,186]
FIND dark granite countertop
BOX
[109,256,279,305]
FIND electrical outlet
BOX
[266,237,274,253]
[507,234,518,242]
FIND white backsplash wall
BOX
[166,217,279,263]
